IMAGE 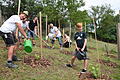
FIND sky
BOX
[81,0,120,14]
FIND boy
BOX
[66,23,88,73]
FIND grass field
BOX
[0,38,120,80]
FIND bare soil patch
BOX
[97,59,119,68]
[78,72,112,80]
[60,50,73,55]
[24,56,52,68]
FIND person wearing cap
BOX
[49,23,63,50]
[0,12,28,68]
[66,23,88,73]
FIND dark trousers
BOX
[63,42,72,48]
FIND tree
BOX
[1,0,90,28]
[89,4,114,28]
[89,4,117,42]
[97,14,116,42]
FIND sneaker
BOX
[65,64,73,67]
[12,55,22,61]
[53,38,56,40]
[6,62,18,68]
[20,43,22,45]
[60,47,63,50]
[81,69,87,73]
[51,46,55,49]
[33,43,35,46]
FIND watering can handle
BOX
[24,37,29,41]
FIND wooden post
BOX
[69,21,71,47]
[18,0,21,15]
[117,23,120,59]
[39,12,42,57]
[0,8,2,26]
[16,0,21,39]
[93,18,97,40]
[119,10,120,23]
[48,25,50,34]
[46,15,48,40]
[58,19,60,29]
[62,28,65,39]
[93,18,101,77]
[37,19,40,36]
[105,44,109,56]
[85,22,86,33]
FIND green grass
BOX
[0,38,120,80]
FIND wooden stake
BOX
[117,23,120,59]
[37,19,40,36]
[39,12,42,57]
[0,8,2,25]
[93,18,101,77]
[58,19,60,29]
[18,0,21,15]
[105,44,109,56]
[48,25,50,34]
[85,22,86,33]
[46,15,48,40]
[93,19,97,40]
[16,0,21,39]
[69,21,71,47]
[62,28,65,39]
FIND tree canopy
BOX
[0,0,119,43]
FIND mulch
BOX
[24,56,52,68]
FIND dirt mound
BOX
[41,45,51,49]
[78,72,112,80]
[60,50,73,55]
[104,54,117,59]
[0,46,6,49]
[24,56,51,68]
[0,70,9,75]
[88,47,96,50]
[97,59,119,68]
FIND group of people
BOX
[18,16,38,46]
[48,23,88,73]
[0,12,88,74]
[48,23,72,49]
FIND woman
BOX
[63,34,72,48]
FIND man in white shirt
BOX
[49,23,63,49]
[0,12,28,68]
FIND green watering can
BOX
[24,40,32,53]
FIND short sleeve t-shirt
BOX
[50,26,61,37]
[74,32,87,51]
[22,21,29,29]
[0,15,22,33]
[29,20,37,31]
[65,36,72,42]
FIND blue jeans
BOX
[27,30,35,39]
[51,36,63,46]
